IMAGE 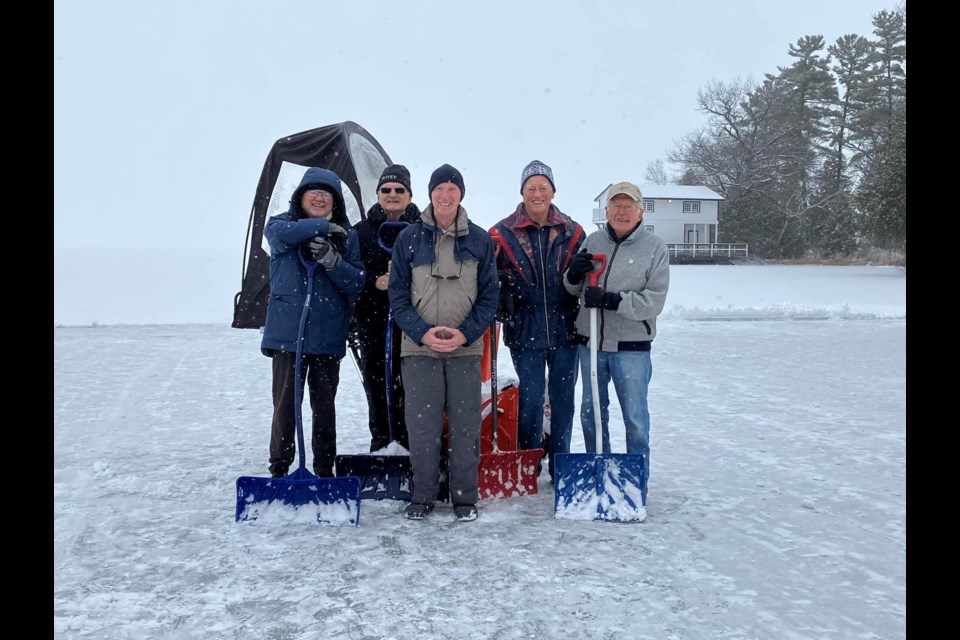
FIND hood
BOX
[289,167,350,227]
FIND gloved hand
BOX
[584,286,621,311]
[326,222,347,254]
[346,318,361,350]
[566,250,595,285]
[496,272,516,323]
[309,237,342,269]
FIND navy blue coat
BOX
[492,204,585,350]
[260,167,365,357]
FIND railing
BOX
[666,243,749,259]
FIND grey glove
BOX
[309,237,342,269]
[326,222,347,254]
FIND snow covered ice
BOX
[53,264,906,639]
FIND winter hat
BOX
[520,159,556,193]
[428,164,465,201]
[290,167,346,221]
[377,164,412,192]
[607,181,643,201]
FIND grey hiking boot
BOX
[405,502,434,520]
[453,503,478,522]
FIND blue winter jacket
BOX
[260,167,365,357]
[492,203,585,350]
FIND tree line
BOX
[655,6,905,260]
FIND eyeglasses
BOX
[609,202,638,211]
[304,189,333,199]
[379,187,407,194]
[430,259,463,281]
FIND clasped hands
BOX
[422,326,466,353]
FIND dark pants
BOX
[510,345,579,478]
[268,351,341,477]
[402,355,481,505]
[357,323,408,451]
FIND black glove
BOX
[497,270,516,288]
[309,237,342,269]
[326,222,347,254]
[496,285,515,324]
[584,286,621,311]
[346,318,361,350]
[566,250,595,285]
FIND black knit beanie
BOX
[428,164,465,201]
[377,164,412,192]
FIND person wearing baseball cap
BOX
[489,159,586,485]
[563,179,670,504]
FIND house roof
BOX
[593,184,724,202]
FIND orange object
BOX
[480,324,500,383]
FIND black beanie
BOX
[428,164,465,201]
[377,164,412,192]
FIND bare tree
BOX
[644,160,670,185]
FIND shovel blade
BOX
[334,454,451,502]
[335,454,414,501]
[553,453,647,522]
[478,448,544,500]
[236,468,361,526]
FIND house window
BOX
[682,201,700,213]
[643,199,654,212]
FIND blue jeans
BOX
[578,346,651,481]
[510,345,579,476]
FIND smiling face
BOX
[301,188,335,219]
[522,175,554,223]
[378,181,412,219]
[605,194,644,238]
[431,182,462,223]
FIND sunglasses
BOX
[379,187,407,195]
[430,259,463,281]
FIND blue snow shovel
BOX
[335,221,451,501]
[236,252,362,526]
[554,254,647,523]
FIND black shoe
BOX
[313,468,334,478]
[270,469,288,478]
[405,502,434,520]
[453,503,478,522]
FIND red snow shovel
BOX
[554,254,647,522]
[236,255,362,526]
[478,230,543,500]
[334,221,451,501]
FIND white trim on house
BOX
[592,183,725,246]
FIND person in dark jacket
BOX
[352,164,420,452]
[388,164,499,522]
[260,167,365,478]
[491,160,585,482]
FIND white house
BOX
[592,184,724,245]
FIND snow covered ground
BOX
[53,264,906,640]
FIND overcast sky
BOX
[54,0,893,252]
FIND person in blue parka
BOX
[260,167,365,477]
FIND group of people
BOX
[258,160,670,522]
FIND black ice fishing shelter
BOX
[232,121,392,329]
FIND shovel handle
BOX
[586,254,607,286]
[377,220,409,255]
[489,228,504,257]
